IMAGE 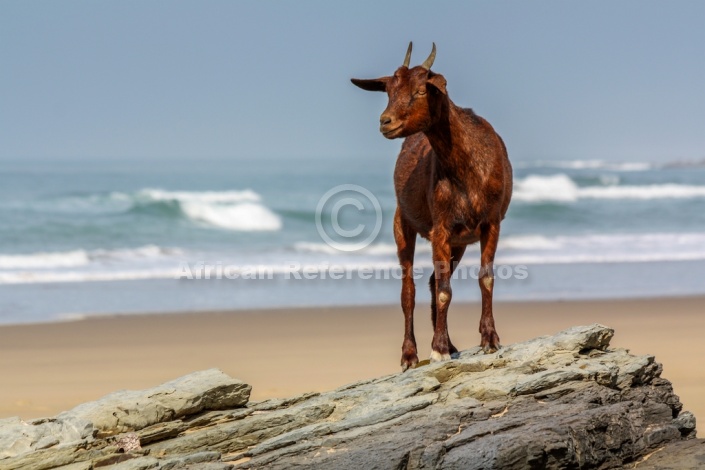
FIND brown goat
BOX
[352,42,513,371]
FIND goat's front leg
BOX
[429,245,466,356]
[430,226,453,362]
[479,222,501,353]
[394,209,418,371]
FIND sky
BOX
[1,1,704,164]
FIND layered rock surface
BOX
[0,324,698,469]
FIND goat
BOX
[351,42,513,371]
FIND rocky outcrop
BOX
[0,369,251,469]
[0,324,697,469]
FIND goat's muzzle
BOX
[379,113,402,139]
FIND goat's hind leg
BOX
[394,209,418,371]
[479,223,501,353]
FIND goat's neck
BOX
[424,101,469,176]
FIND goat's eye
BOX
[415,89,427,97]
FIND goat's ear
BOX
[427,73,447,95]
[351,77,389,92]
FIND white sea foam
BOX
[0,245,181,269]
[498,235,563,251]
[181,201,282,231]
[614,162,654,171]
[19,188,283,232]
[139,188,282,231]
[514,174,705,203]
[495,232,705,265]
[579,184,705,200]
[0,269,184,285]
[517,160,654,171]
[90,245,183,261]
[293,242,345,255]
[136,189,262,204]
[514,174,579,202]
[0,250,91,269]
[504,232,705,250]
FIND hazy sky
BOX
[1,1,703,163]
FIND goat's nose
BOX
[380,114,393,126]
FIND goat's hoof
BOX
[401,354,419,372]
[430,350,451,362]
[480,330,501,354]
[449,342,459,355]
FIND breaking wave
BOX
[18,188,283,232]
[0,245,182,269]
[515,160,654,171]
[514,174,705,203]
[132,189,282,231]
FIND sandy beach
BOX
[1,297,703,422]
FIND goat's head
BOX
[351,42,448,139]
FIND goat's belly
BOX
[401,209,433,240]
[399,211,480,246]
[450,223,481,246]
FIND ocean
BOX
[2,156,705,325]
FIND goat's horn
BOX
[402,42,413,68]
[421,42,436,70]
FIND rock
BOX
[623,438,705,469]
[0,369,250,470]
[61,368,251,437]
[0,324,697,470]
[97,456,160,470]
[0,414,93,463]
[674,410,697,437]
[52,463,92,470]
